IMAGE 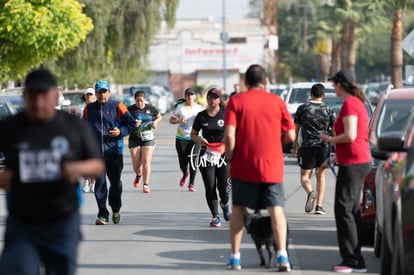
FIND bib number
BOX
[202,149,222,165]
[140,130,154,141]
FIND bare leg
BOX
[229,205,246,254]
[141,146,155,185]
[300,168,313,194]
[315,167,327,207]
[129,147,143,176]
[267,205,287,251]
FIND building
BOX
[148,18,270,98]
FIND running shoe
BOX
[210,215,221,227]
[315,205,327,215]
[133,174,141,188]
[143,184,151,193]
[220,201,232,221]
[277,255,291,272]
[82,179,90,193]
[179,174,189,187]
[226,257,241,270]
[305,190,317,213]
[112,212,122,224]
[89,183,95,193]
[95,217,109,225]
[188,184,196,192]
[332,263,367,273]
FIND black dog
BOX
[244,210,290,269]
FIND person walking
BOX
[83,80,135,225]
[224,64,295,271]
[127,90,162,193]
[320,70,371,273]
[191,86,231,227]
[0,69,105,275]
[169,88,203,192]
[293,83,336,215]
[79,87,98,193]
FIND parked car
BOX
[62,90,85,116]
[122,85,161,112]
[323,93,373,118]
[0,99,18,119]
[371,117,414,275]
[360,87,414,247]
[267,84,289,100]
[1,87,70,111]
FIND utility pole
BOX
[221,0,227,90]
[264,0,278,83]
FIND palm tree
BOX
[382,0,414,88]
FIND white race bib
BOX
[140,130,154,141]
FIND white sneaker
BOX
[82,180,90,193]
[90,183,95,193]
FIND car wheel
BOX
[374,219,381,258]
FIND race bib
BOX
[202,142,225,165]
[140,130,154,141]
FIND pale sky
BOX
[175,0,250,20]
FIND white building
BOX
[147,18,270,97]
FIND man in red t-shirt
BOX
[224,64,295,272]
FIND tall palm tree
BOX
[382,0,414,88]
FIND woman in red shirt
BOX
[320,70,371,273]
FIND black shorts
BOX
[297,146,328,170]
[128,134,155,148]
[231,178,285,209]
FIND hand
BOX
[181,117,187,124]
[135,120,142,128]
[320,132,331,143]
[108,127,120,137]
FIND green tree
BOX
[0,0,93,81]
[47,0,178,88]
[377,0,414,88]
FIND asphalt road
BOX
[0,117,380,274]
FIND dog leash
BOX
[327,144,337,178]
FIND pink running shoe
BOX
[179,174,189,187]
[188,184,196,192]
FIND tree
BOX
[47,0,178,87]
[380,0,414,88]
[0,0,93,81]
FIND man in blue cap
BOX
[84,80,136,225]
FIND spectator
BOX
[320,70,371,273]
[230,83,241,97]
[224,64,295,271]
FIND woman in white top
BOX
[169,88,204,191]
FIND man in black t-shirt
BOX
[294,84,336,215]
[0,69,104,275]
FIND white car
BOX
[284,82,335,117]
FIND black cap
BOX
[328,70,355,85]
[24,69,58,93]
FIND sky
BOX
[175,0,250,20]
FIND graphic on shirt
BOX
[19,136,69,183]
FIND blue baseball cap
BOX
[95,80,110,92]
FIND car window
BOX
[288,88,311,104]
[376,99,413,137]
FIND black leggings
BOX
[199,163,230,217]
[175,139,200,185]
